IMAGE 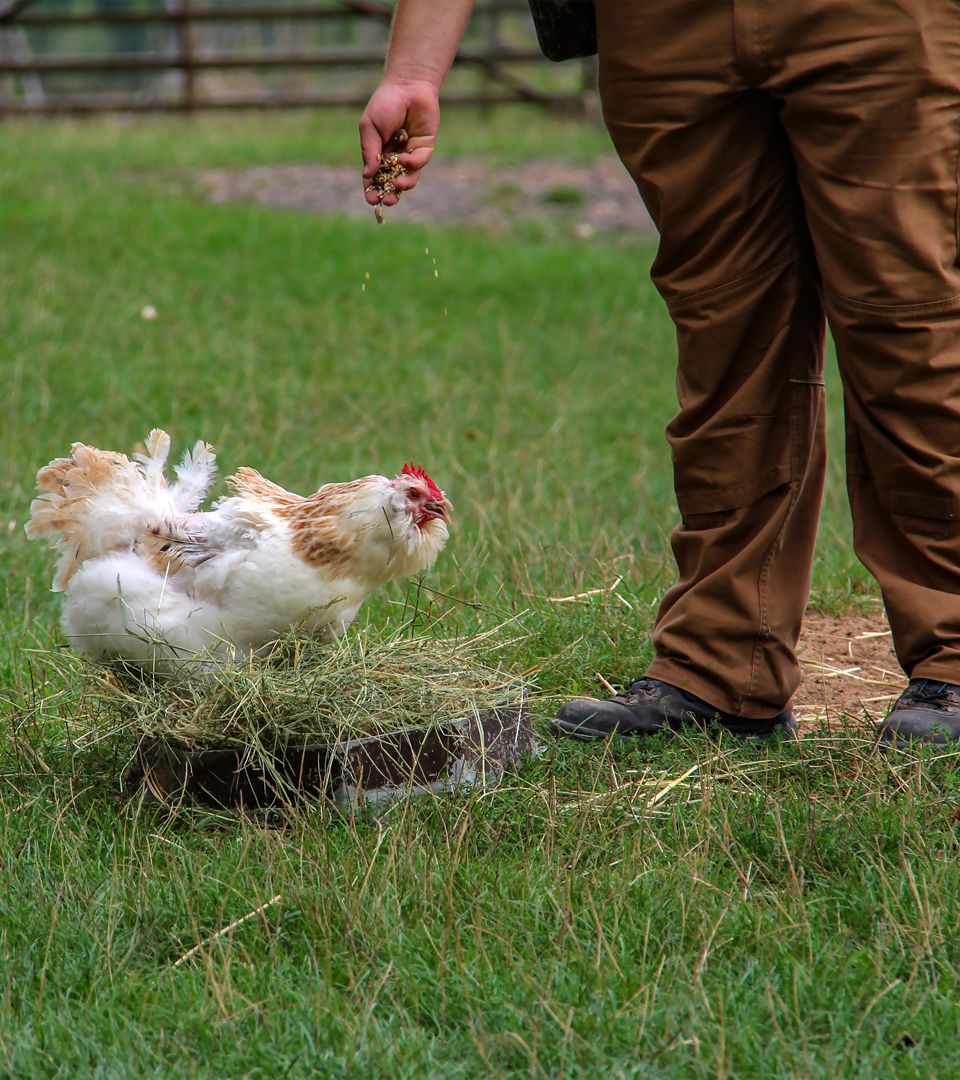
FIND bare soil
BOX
[198,155,656,233]
[793,608,904,730]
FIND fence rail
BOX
[4,2,394,23]
[0,1,591,115]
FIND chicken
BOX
[25,429,452,673]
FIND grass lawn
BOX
[1,110,958,1078]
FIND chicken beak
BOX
[424,497,453,523]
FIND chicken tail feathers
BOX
[171,441,217,514]
[134,428,171,481]
[25,429,201,591]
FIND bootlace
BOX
[619,677,660,703]
[913,679,960,709]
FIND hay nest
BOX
[46,626,531,811]
[65,626,525,754]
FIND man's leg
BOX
[588,2,827,720]
[765,1,960,737]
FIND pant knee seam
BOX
[827,287,960,315]
[666,256,795,309]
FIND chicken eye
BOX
[408,487,425,500]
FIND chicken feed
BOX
[366,127,409,224]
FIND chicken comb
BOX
[401,462,443,501]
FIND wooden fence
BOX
[0,1,592,114]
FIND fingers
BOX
[396,144,433,173]
[362,146,433,206]
[359,115,385,180]
[359,88,409,175]
[362,142,434,206]
[367,187,403,207]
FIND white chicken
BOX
[25,429,452,673]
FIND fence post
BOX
[172,0,195,111]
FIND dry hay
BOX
[57,626,524,756]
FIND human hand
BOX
[360,80,441,210]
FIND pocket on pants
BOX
[672,414,792,516]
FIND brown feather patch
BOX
[227,471,381,574]
[283,479,376,573]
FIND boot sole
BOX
[548,716,657,740]
[550,715,796,741]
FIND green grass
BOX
[1,110,953,1078]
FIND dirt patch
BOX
[198,156,656,233]
[793,609,904,730]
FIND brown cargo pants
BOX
[594,0,960,717]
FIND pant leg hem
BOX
[906,662,960,685]
[646,659,792,720]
